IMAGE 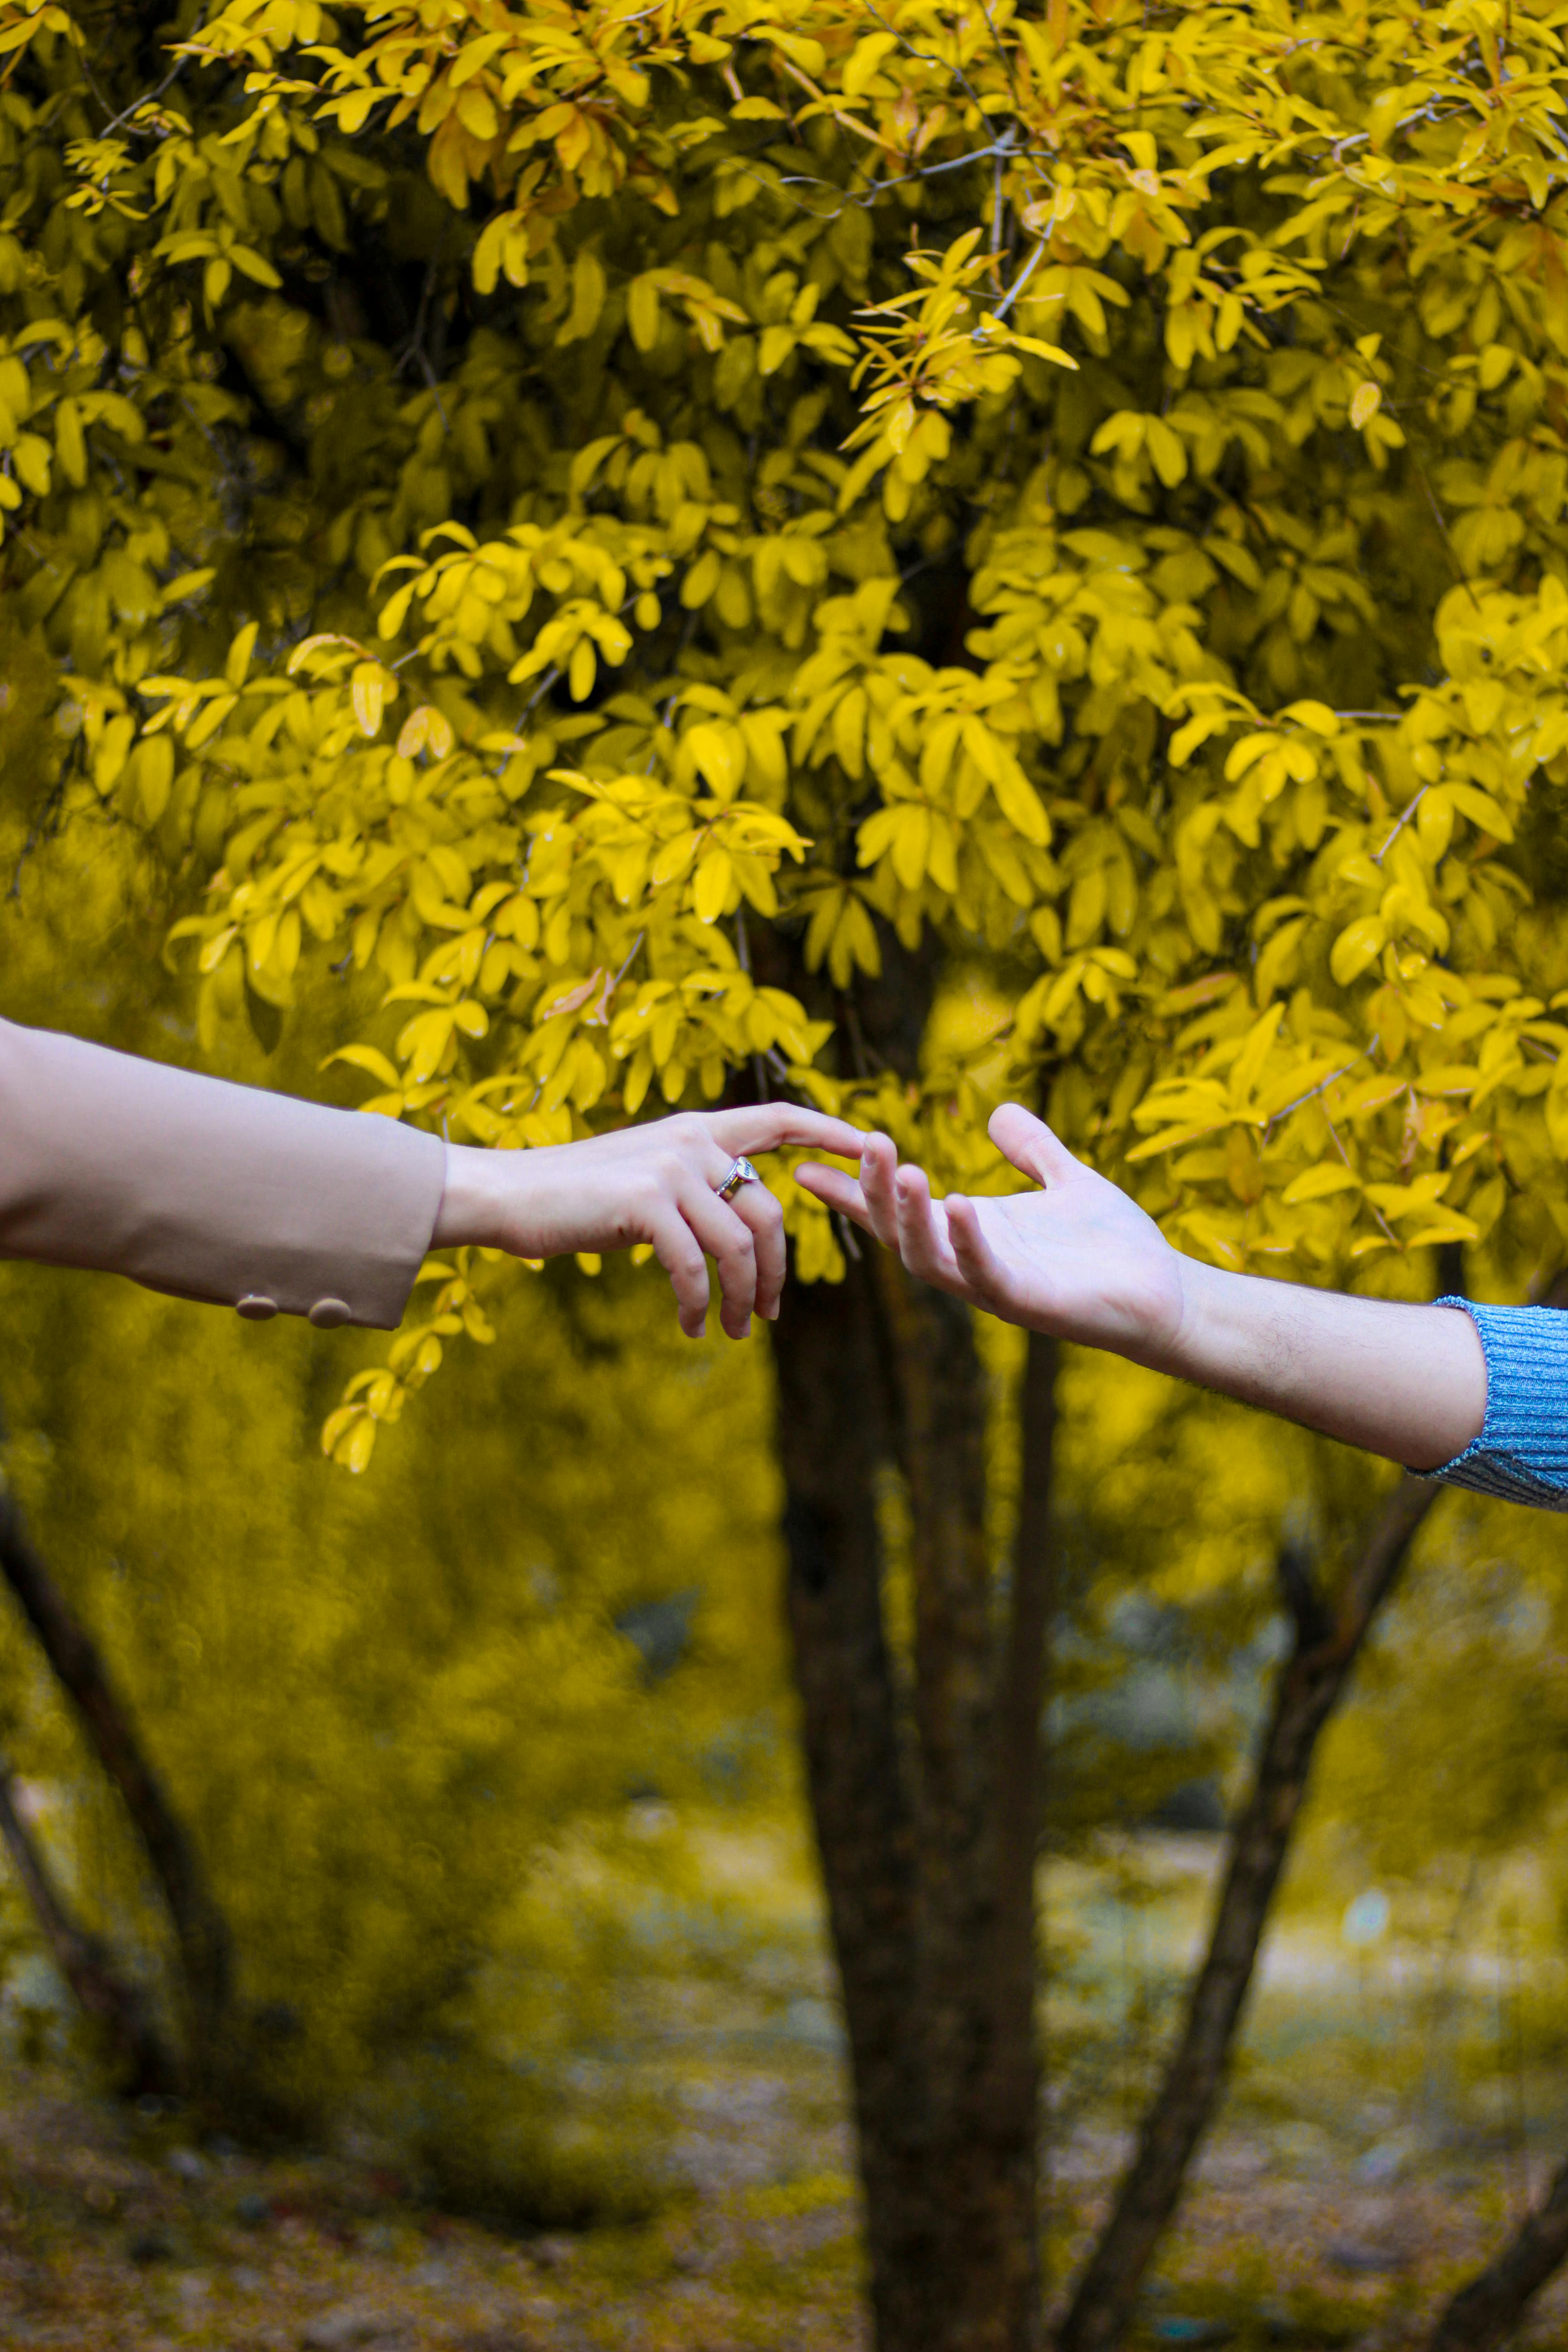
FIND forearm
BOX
[1160,1263,1487,1470]
[0,1017,446,1326]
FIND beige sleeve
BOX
[0,1017,447,1330]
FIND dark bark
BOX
[1058,1472,1440,2352]
[1427,2154,1568,2352]
[0,1480,232,2077]
[884,1269,1046,2351]
[774,1256,1057,2352]
[773,1254,926,2347]
[766,911,1057,2349]
[985,1332,1058,2323]
[0,1754,176,2094]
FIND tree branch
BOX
[0,1471,233,2077]
[0,1753,176,2094]
[1056,1472,1440,2352]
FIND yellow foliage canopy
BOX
[4,0,1568,1455]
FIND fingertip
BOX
[946,1194,979,1248]
[988,1102,1039,1160]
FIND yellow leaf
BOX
[1404,1214,1480,1247]
[1349,381,1382,430]
[226,621,259,687]
[398,705,455,760]
[1329,918,1387,988]
[1281,1163,1361,1205]
[891,805,931,891]
[1280,700,1339,737]
[127,734,175,824]
[558,250,607,347]
[686,724,741,797]
[1446,782,1514,841]
[681,549,721,609]
[322,1044,403,1089]
[627,275,662,352]
[694,848,733,922]
[1229,1002,1285,1108]
[1145,415,1187,487]
[1341,1074,1408,1117]
[990,762,1051,847]
[568,637,597,701]
[351,666,386,737]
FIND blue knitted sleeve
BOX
[1427,1298,1568,1510]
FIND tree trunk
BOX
[0,1752,177,2094]
[1427,2153,1568,2352]
[0,1477,233,2081]
[774,1254,927,2346]
[984,1330,1058,2328]
[773,1265,1057,2352]
[1057,1472,1439,2352]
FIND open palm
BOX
[797,1105,1190,1365]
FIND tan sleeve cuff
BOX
[0,1018,446,1330]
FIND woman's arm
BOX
[798,1104,1489,1472]
[0,1016,863,1339]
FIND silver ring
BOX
[716,1156,760,1202]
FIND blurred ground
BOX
[0,1828,1564,2351]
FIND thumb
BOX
[989,1103,1078,1190]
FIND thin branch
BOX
[991,237,1049,323]
[976,0,1024,112]
[97,12,209,141]
[1412,452,1485,613]
[858,0,990,116]
[1262,1044,1372,1135]
[1374,786,1427,862]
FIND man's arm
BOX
[797,1103,1489,1473]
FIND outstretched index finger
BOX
[989,1104,1078,1190]
[712,1103,866,1161]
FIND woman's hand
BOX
[797,1103,1188,1362]
[435,1105,866,1341]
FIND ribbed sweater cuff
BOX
[1428,1298,1568,1512]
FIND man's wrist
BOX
[1152,1253,1232,1386]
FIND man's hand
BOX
[798,1103,1189,1364]
[797,1102,1488,1471]
[436,1104,866,1342]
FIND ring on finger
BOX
[715,1155,760,1202]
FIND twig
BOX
[858,0,990,116]
[98,11,208,141]
[977,0,1024,112]
[1322,1103,1401,1245]
[990,122,1016,255]
[1263,1045,1372,1135]
[990,237,1049,323]
[1374,786,1427,862]
[1413,451,1484,612]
